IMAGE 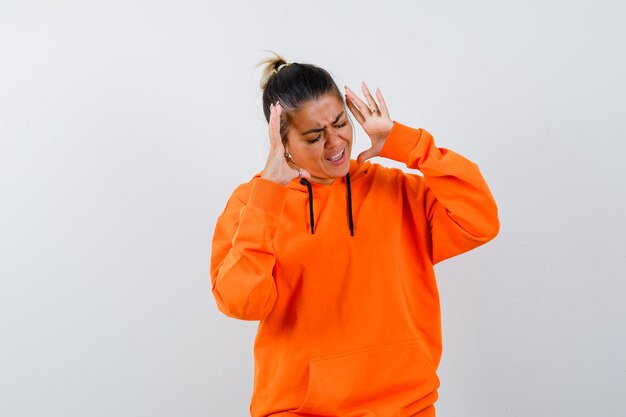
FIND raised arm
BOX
[344,83,499,264]
[380,122,500,264]
[211,101,308,320]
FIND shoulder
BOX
[218,175,258,217]
[364,160,425,191]
[231,179,255,203]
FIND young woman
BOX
[210,52,500,417]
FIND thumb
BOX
[357,147,378,164]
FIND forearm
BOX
[210,178,289,320]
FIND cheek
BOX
[292,143,321,162]
[341,125,353,140]
[305,146,324,161]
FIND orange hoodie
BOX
[210,121,500,417]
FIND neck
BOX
[309,175,335,186]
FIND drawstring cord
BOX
[300,178,315,234]
[346,172,354,236]
[300,173,354,237]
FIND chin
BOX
[326,163,350,178]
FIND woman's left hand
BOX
[344,82,395,164]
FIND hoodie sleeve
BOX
[210,177,289,320]
[379,121,500,265]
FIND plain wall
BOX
[1,0,625,416]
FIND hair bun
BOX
[275,62,292,73]
[256,50,288,90]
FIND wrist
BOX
[261,172,289,186]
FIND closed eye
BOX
[307,121,348,144]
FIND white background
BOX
[1,1,625,416]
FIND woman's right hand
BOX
[261,102,311,185]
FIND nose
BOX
[325,129,344,148]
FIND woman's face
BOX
[285,93,353,185]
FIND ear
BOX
[283,141,291,158]
[283,129,294,156]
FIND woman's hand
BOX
[344,82,395,164]
[261,102,311,186]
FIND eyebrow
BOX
[301,112,344,135]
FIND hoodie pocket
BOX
[290,339,440,416]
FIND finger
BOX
[361,81,379,114]
[357,147,378,164]
[345,95,366,125]
[268,102,283,149]
[268,103,277,145]
[344,85,371,117]
[289,165,311,181]
[298,167,312,180]
[375,87,391,119]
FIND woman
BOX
[210,52,500,417]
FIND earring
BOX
[284,151,291,160]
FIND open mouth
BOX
[327,148,345,163]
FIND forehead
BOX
[291,94,344,130]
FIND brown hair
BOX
[255,51,345,146]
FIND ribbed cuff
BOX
[379,121,425,165]
[247,177,289,217]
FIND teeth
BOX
[328,149,344,162]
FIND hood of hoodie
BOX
[251,159,371,191]
[251,159,372,236]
